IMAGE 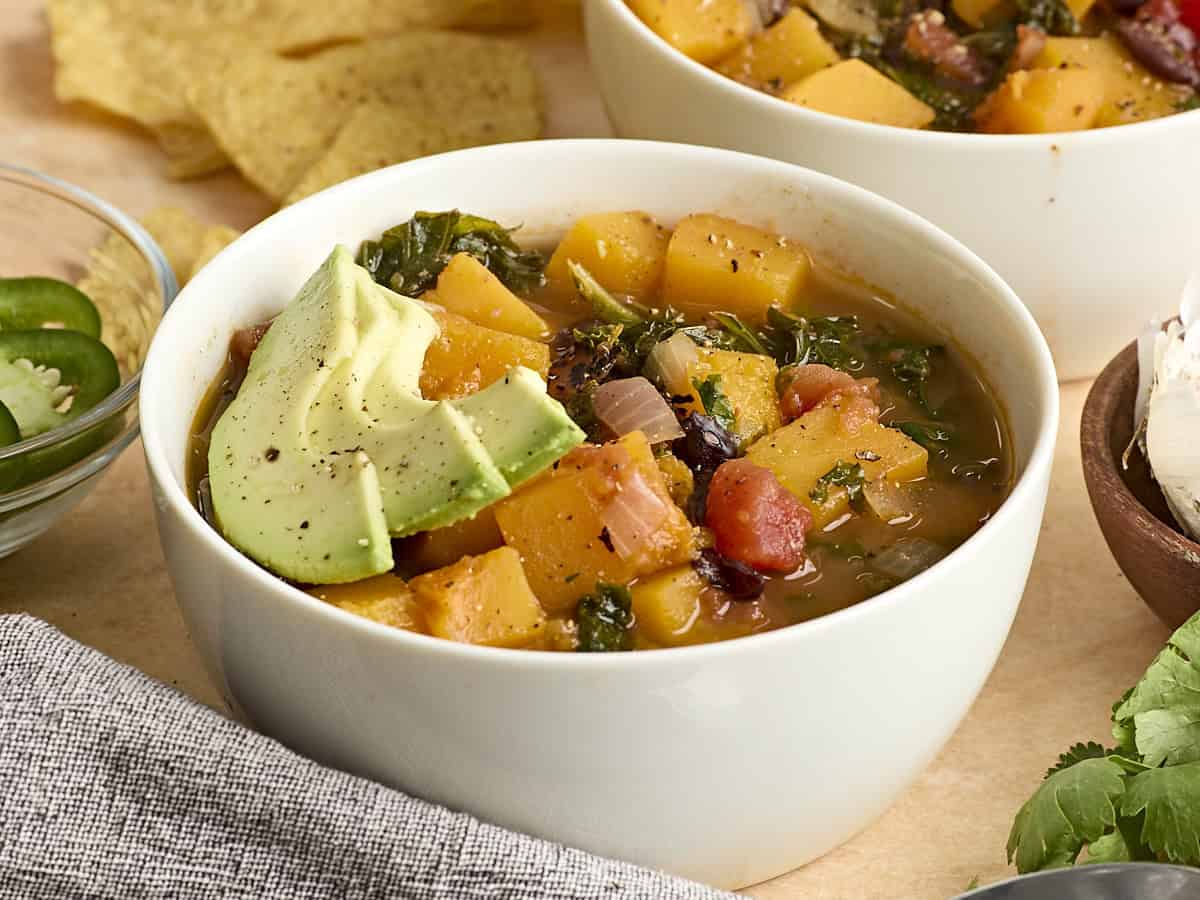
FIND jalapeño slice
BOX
[0,277,102,338]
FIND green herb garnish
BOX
[358,210,544,297]
[1015,0,1079,35]
[575,583,635,652]
[691,374,737,433]
[711,312,774,356]
[568,260,646,326]
[810,460,866,505]
[1007,611,1200,872]
[767,308,866,372]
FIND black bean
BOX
[693,549,767,601]
[673,413,738,475]
[1118,17,1200,86]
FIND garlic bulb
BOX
[1136,275,1200,542]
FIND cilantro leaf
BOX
[691,375,736,433]
[810,461,866,506]
[1083,829,1133,864]
[1112,615,1200,767]
[1122,762,1200,865]
[1045,742,1109,778]
[1006,757,1126,873]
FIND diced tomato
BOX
[705,459,811,572]
[1181,0,1200,36]
[778,363,881,431]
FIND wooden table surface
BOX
[0,4,1172,898]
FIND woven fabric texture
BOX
[0,615,735,900]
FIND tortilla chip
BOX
[74,208,241,371]
[370,0,539,30]
[188,34,541,201]
[285,101,539,204]
[153,123,231,180]
[188,226,243,282]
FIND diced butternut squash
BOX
[661,213,811,323]
[632,566,705,646]
[309,575,426,633]
[409,546,546,648]
[952,0,1016,29]
[656,452,695,509]
[780,59,936,130]
[420,310,550,400]
[744,403,928,529]
[428,253,548,340]
[715,9,839,90]
[1033,35,1189,127]
[977,68,1103,134]
[628,0,758,64]
[685,348,782,447]
[494,431,696,613]
[402,507,503,573]
[545,211,670,301]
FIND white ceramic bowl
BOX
[585,0,1200,381]
[141,140,1057,890]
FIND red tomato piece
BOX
[778,363,881,432]
[705,458,812,572]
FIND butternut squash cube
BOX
[403,507,503,573]
[744,403,928,529]
[1067,0,1099,21]
[977,68,1104,134]
[420,310,550,400]
[409,546,547,648]
[631,566,705,647]
[309,575,426,633]
[656,452,695,509]
[661,213,812,323]
[715,9,839,90]
[1033,35,1187,127]
[428,253,548,340]
[494,431,696,613]
[780,60,936,129]
[685,348,782,447]
[628,0,758,64]
[545,211,670,301]
[952,0,1016,29]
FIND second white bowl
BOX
[585,0,1200,381]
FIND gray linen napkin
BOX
[0,615,737,900]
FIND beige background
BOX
[0,4,1171,898]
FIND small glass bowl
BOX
[0,164,176,558]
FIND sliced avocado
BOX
[209,245,585,585]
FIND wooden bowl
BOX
[1081,340,1200,629]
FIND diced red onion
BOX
[593,376,684,444]
[601,466,670,561]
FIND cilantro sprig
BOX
[1008,612,1200,872]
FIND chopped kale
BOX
[1015,0,1079,35]
[568,260,646,326]
[873,339,941,410]
[767,308,867,372]
[710,312,774,356]
[691,374,737,433]
[897,421,956,452]
[810,460,867,505]
[575,583,635,652]
[880,62,984,132]
[358,210,544,297]
[1177,94,1200,113]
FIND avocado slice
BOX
[208,246,585,585]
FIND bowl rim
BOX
[1080,337,1200,557]
[0,164,178,466]
[954,862,1200,898]
[591,0,1200,146]
[141,138,1059,668]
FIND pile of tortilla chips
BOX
[47,0,546,203]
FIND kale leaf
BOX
[810,460,866,505]
[767,308,866,372]
[1015,0,1079,36]
[691,374,737,433]
[897,421,955,450]
[576,583,635,652]
[358,210,544,298]
[568,260,645,326]
[879,63,984,132]
[710,312,774,356]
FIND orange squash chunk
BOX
[420,310,550,400]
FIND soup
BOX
[188,209,1011,651]
[627,0,1199,133]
